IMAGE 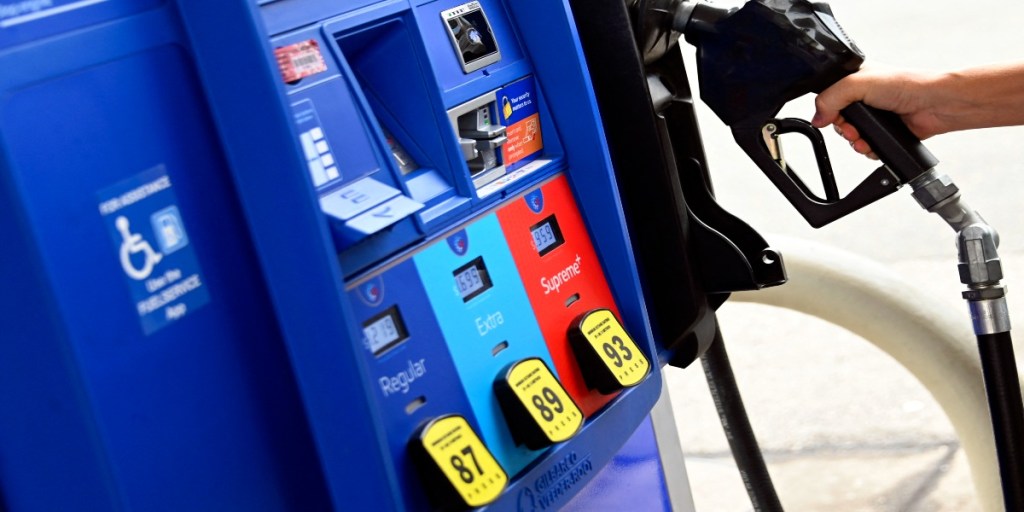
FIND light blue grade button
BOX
[319,178,401,221]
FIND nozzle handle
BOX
[840,102,939,182]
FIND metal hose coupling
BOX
[909,169,1010,335]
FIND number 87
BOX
[450,445,483,484]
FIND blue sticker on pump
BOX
[497,76,543,171]
[97,165,210,335]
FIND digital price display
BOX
[530,215,564,256]
[363,305,409,356]
[453,256,493,302]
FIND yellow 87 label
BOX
[508,359,583,443]
[421,415,507,507]
[580,310,650,387]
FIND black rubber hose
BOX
[701,323,784,512]
[976,331,1024,511]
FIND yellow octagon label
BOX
[421,415,507,507]
[580,309,650,387]
[507,358,584,444]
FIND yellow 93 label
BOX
[508,359,583,443]
[580,310,650,387]
[421,415,507,507]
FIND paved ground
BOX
[663,0,1024,510]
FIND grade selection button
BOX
[410,415,508,509]
[494,358,584,450]
[568,309,651,394]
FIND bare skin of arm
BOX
[811,62,1024,159]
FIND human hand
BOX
[811,67,948,160]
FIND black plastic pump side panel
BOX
[568,0,711,365]
[649,54,787,292]
[569,0,786,367]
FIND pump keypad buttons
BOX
[569,309,651,394]
[411,415,507,509]
[495,358,583,449]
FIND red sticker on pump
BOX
[275,40,328,83]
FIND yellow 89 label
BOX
[421,415,507,507]
[508,359,583,443]
[580,310,650,387]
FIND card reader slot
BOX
[448,91,508,188]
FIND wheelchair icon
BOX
[115,216,162,281]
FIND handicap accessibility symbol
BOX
[116,215,163,281]
[98,165,210,335]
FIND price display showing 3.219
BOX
[362,305,409,356]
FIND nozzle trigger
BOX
[732,115,901,228]
[762,118,841,202]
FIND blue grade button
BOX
[344,196,424,236]
[319,178,401,221]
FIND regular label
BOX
[97,165,210,335]
[421,415,507,507]
[579,310,649,388]
[274,39,328,83]
[507,359,582,444]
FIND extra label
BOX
[97,165,209,335]
[419,415,507,508]
[506,359,583,444]
[274,39,328,83]
[578,309,649,388]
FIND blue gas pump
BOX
[252,1,677,509]
[0,0,721,509]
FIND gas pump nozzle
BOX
[639,0,939,227]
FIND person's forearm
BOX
[937,62,1024,132]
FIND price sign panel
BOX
[569,309,650,394]
[495,358,583,449]
[412,415,507,508]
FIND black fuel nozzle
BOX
[638,0,939,227]
[679,0,864,126]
